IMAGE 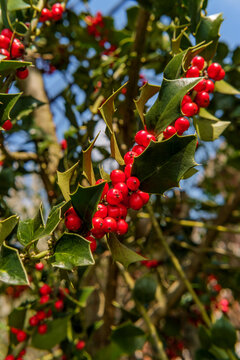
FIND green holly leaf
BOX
[196,13,224,60]
[0,242,29,285]
[82,132,100,185]
[57,161,80,201]
[52,233,94,270]
[78,286,95,307]
[194,109,230,141]
[134,82,160,126]
[198,325,212,350]
[95,343,123,360]
[0,93,22,123]
[132,134,198,194]
[171,27,188,55]
[8,0,30,11]
[31,317,69,350]
[107,234,145,269]
[133,276,157,304]
[70,183,105,230]
[214,80,240,95]
[99,84,126,165]
[0,60,31,75]
[211,317,237,350]
[111,321,146,354]
[0,215,19,245]
[0,0,11,29]
[145,78,201,134]
[17,204,44,246]
[10,95,44,120]
[188,0,204,33]
[8,307,27,346]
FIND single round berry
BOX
[65,214,82,231]
[0,35,10,49]
[36,310,46,321]
[191,56,205,70]
[2,119,12,131]
[114,182,128,199]
[11,327,19,334]
[35,262,44,271]
[124,151,137,165]
[207,62,222,80]
[86,236,97,252]
[38,323,47,335]
[5,355,15,360]
[52,5,63,21]
[137,191,150,205]
[1,28,13,39]
[132,145,145,155]
[40,295,50,304]
[29,315,39,327]
[11,39,25,58]
[107,205,120,219]
[118,203,128,219]
[19,349,26,357]
[174,117,190,134]
[92,217,104,231]
[91,229,105,238]
[106,188,123,205]
[40,8,52,22]
[103,217,117,233]
[215,68,225,81]
[163,126,176,139]
[129,193,143,210]
[0,48,10,59]
[94,204,107,218]
[110,169,126,184]
[46,309,52,317]
[117,219,128,235]
[61,139,67,150]
[181,94,192,106]
[16,67,29,79]
[135,130,148,146]
[195,91,210,108]
[186,66,200,78]
[142,133,156,147]
[194,79,206,92]
[124,163,133,178]
[76,340,86,350]
[182,102,199,117]
[54,299,64,311]
[126,176,140,191]
[65,206,77,217]
[205,80,215,93]
[96,179,109,199]
[16,330,27,342]
[39,284,52,296]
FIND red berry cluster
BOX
[165,337,184,360]
[5,349,26,360]
[40,3,64,22]
[163,56,225,139]
[5,285,28,298]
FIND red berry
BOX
[135,130,148,146]
[40,284,52,296]
[207,62,222,80]
[129,193,143,210]
[126,176,140,191]
[36,310,46,321]
[54,299,64,311]
[114,182,128,199]
[118,203,128,219]
[16,67,29,79]
[5,356,15,360]
[29,315,39,327]
[19,350,26,357]
[94,204,107,218]
[191,56,205,70]
[91,229,105,239]
[16,330,27,342]
[52,6,63,21]
[59,287,69,298]
[110,169,126,184]
[194,79,206,92]
[117,219,128,235]
[163,126,176,139]
[46,309,52,317]
[1,28,13,39]
[182,102,199,116]
[0,48,10,59]
[107,205,120,219]
[2,119,12,131]
[92,217,104,231]
[195,91,210,108]
[65,206,77,217]
[132,145,145,155]
[11,39,24,58]
[35,262,44,271]
[181,94,192,106]
[89,236,97,252]
[205,80,215,93]
[174,117,190,134]
[124,151,137,165]
[103,217,117,233]
[124,164,133,178]
[0,35,10,49]
[106,188,123,205]
[76,340,86,350]
[142,133,156,147]
[215,68,225,81]
[40,295,50,304]
[61,139,67,150]
[38,323,47,335]
[96,179,109,199]
[186,66,200,78]
[65,214,82,231]
[40,8,52,22]
[11,327,19,334]
[137,190,150,205]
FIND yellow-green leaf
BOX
[214,80,240,95]
[57,161,79,201]
[134,82,160,126]
[82,132,100,185]
[0,215,19,245]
